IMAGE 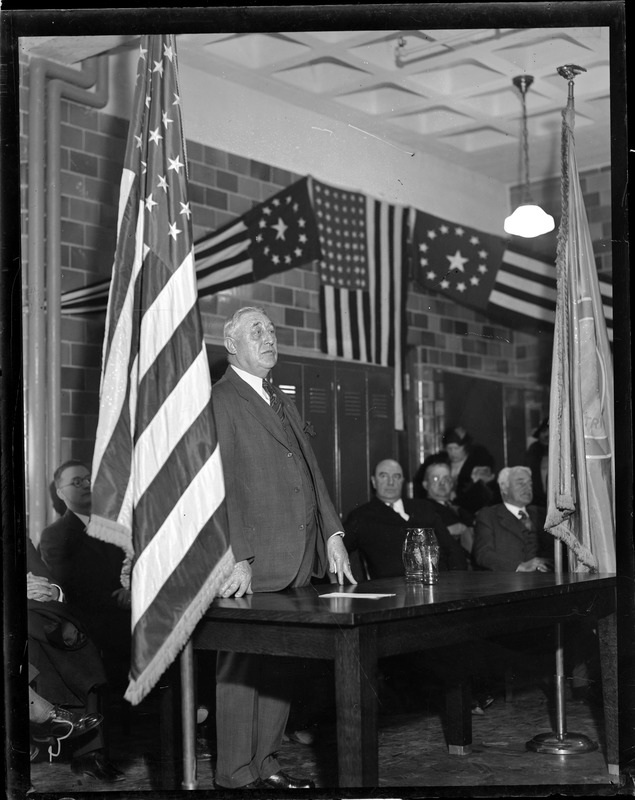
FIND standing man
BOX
[211,306,355,791]
[344,458,467,579]
[473,466,553,572]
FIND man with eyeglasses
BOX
[417,454,476,560]
[39,461,131,692]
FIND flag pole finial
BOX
[557,64,587,102]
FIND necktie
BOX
[262,379,285,422]
[518,510,533,532]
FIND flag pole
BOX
[526,64,598,756]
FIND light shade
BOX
[504,203,555,238]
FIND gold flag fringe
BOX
[124,545,235,706]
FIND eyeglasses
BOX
[428,476,451,485]
[59,476,91,489]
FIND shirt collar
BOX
[504,501,526,518]
[73,511,90,526]
[231,364,269,401]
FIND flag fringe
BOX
[124,545,235,705]
[546,519,597,572]
[88,513,134,559]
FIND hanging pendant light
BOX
[504,75,555,238]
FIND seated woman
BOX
[441,426,501,515]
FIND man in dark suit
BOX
[27,536,123,781]
[416,453,476,563]
[38,460,131,688]
[344,458,468,578]
[473,466,554,572]
[211,306,356,791]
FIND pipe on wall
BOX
[27,56,109,540]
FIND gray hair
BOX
[223,306,268,339]
[497,465,531,488]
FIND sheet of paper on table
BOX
[320,592,397,599]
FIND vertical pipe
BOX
[46,58,109,515]
[180,641,198,790]
[27,59,49,542]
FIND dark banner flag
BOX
[410,209,507,312]
[87,35,233,704]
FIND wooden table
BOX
[185,572,617,787]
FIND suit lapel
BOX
[224,367,289,447]
[497,504,525,541]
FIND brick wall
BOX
[19,84,612,469]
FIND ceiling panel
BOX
[20,25,612,186]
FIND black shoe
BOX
[31,707,103,741]
[262,770,315,789]
[71,751,125,782]
[213,778,268,790]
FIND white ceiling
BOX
[20,25,612,188]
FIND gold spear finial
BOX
[557,64,587,81]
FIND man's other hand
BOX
[26,572,60,602]
[220,560,253,598]
[327,535,358,585]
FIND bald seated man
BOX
[473,466,554,572]
[344,459,468,578]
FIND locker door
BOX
[337,366,370,518]
[301,362,337,507]
[367,368,395,474]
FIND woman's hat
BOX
[442,426,471,447]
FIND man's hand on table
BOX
[220,560,253,598]
[327,534,357,585]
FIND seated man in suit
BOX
[38,460,131,688]
[344,458,468,578]
[416,453,476,562]
[473,466,554,572]
[27,537,123,781]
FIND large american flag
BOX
[87,35,233,705]
[312,178,408,429]
[411,208,613,341]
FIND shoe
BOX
[29,744,39,762]
[471,700,484,716]
[31,707,103,741]
[71,751,125,782]
[480,694,495,710]
[262,770,315,789]
[213,778,268,790]
[196,735,213,760]
[286,728,315,745]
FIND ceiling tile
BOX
[335,83,425,114]
[408,60,504,95]
[493,33,598,73]
[441,126,512,153]
[393,106,471,135]
[202,33,309,69]
[273,58,369,93]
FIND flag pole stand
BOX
[180,639,198,790]
[526,540,598,755]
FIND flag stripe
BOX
[132,444,225,625]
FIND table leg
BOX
[597,610,619,774]
[334,626,378,787]
[445,680,473,755]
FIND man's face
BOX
[226,310,278,378]
[371,460,404,504]
[56,464,92,515]
[502,470,533,507]
[423,464,452,503]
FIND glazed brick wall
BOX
[19,85,612,465]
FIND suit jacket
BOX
[211,366,343,592]
[38,510,130,669]
[27,538,107,704]
[343,496,468,579]
[473,503,552,571]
